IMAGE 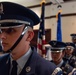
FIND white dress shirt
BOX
[10,47,32,75]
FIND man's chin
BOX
[2,48,9,53]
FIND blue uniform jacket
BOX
[0,47,63,75]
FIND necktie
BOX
[11,60,17,75]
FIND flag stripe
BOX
[37,2,46,58]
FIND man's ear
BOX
[62,50,65,58]
[26,31,34,41]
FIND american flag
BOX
[56,8,62,41]
[37,1,46,58]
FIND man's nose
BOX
[0,32,7,39]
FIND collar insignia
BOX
[26,66,31,72]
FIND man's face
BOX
[65,46,74,56]
[51,51,63,62]
[72,38,76,44]
[0,25,24,52]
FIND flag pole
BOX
[41,0,46,4]
[56,3,62,41]
[37,0,46,59]
[41,0,46,58]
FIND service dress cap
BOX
[0,2,40,28]
[66,42,75,48]
[66,42,75,50]
[48,40,67,52]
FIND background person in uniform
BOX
[70,34,76,45]
[48,40,74,75]
[70,33,76,56]
[64,42,75,59]
[0,2,63,75]
[64,42,76,68]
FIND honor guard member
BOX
[64,42,75,59]
[0,2,63,75]
[65,42,76,68]
[70,33,76,45]
[70,33,76,56]
[48,40,75,75]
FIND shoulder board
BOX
[51,67,63,75]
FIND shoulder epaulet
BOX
[51,67,63,75]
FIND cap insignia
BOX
[53,42,57,46]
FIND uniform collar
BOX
[17,47,32,69]
[57,60,64,67]
[10,47,32,69]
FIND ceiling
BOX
[0,0,76,7]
